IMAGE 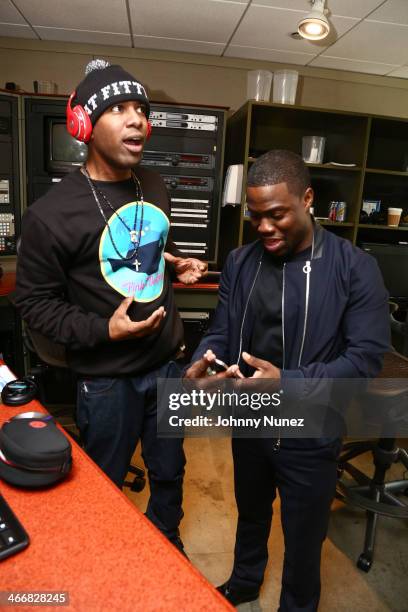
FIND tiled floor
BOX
[125,437,408,612]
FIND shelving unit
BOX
[220,101,408,265]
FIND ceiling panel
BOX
[1,0,407,82]
[225,44,314,65]
[35,27,131,47]
[132,35,224,55]
[251,1,312,9]
[0,23,37,38]
[0,0,27,24]
[368,0,408,25]
[327,0,386,18]
[252,0,384,19]
[128,0,246,43]
[386,65,408,78]
[309,55,398,74]
[320,20,408,65]
[231,5,358,53]
[13,0,130,33]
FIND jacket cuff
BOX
[91,317,111,345]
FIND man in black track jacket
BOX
[186,150,390,609]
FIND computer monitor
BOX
[361,242,408,299]
[46,118,87,174]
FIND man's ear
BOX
[303,187,314,211]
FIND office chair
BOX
[389,300,408,357]
[336,351,408,572]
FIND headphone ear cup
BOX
[66,92,93,143]
[146,121,152,141]
[71,106,92,143]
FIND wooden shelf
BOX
[365,168,408,177]
[220,101,408,265]
[248,158,361,171]
[307,163,361,171]
[243,218,355,228]
[319,221,354,227]
[358,224,408,231]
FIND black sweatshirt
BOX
[15,167,184,376]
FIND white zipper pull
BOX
[303,260,311,274]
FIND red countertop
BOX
[0,272,16,297]
[0,378,231,611]
[0,273,219,297]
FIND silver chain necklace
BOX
[83,166,145,263]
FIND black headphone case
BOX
[0,415,72,488]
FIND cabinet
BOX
[0,92,21,257]
[220,101,408,264]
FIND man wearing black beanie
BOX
[15,59,207,552]
[74,59,151,128]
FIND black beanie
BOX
[74,59,150,124]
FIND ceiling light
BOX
[298,0,330,41]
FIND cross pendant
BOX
[133,258,141,272]
[130,230,137,243]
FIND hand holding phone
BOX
[185,349,230,379]
[206,358,229,376]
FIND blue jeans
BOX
[76,361,185,543]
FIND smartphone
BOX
[207,358,229,376]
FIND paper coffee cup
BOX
[387,207,402,227]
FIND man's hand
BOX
[242,351,281,380]
[185,349,227,379]
[109,297,166,341]
[164,252,208,284]
[184,350,232,393]
[220,354,281,379]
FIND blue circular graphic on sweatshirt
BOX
[99,200,169,302]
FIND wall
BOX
[1,37,408,118]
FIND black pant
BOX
[76,360,185,544]
[229,438,340,612]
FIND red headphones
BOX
[66,91,152,144]
[66,92,93,143]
